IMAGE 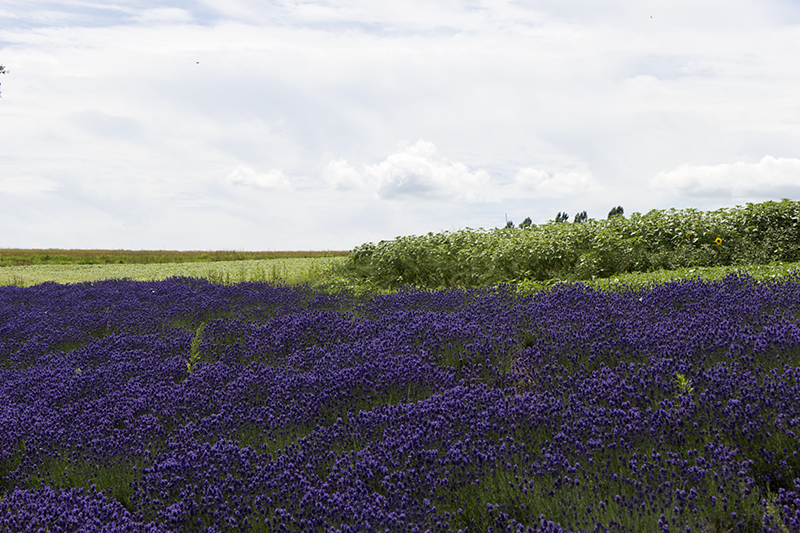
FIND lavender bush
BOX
[1,274,799,532]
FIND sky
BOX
[1,0,799,251]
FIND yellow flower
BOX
[715,237,722,245]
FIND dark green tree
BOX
[519,217,532,229]
[573,210,588,223]
[607,206,624,219]
[555,212,570,223]
[505,220,515,229]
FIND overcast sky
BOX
[1,0,799,251]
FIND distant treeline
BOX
[344,199,800,288]
[0,249,350,267]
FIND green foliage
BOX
[186,322,206,374]
[514,261,800,297]
[341,199,800,289]
[607,205,624,219]
[673,373,697,406]
[30,454,144,512]
[674,373,693,394]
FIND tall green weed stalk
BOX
[186,322,206,374]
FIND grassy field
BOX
[0,248,348,267]
[3,251,800,301]
[515,260,800,294]
[0,256,348,287]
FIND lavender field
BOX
[1,275,799,532]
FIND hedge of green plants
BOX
[343,199,800,288]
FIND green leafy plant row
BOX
[342,199,800,288]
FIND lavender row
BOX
[1,275,799,532]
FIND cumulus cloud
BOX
[514,168,601,198]
[652,156,800,198]
[325,142,604,202]
[362,140,494,202]
[323,159,364,191]
[225,165,292,190]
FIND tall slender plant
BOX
[186,322,206,374]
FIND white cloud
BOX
[514,168,602,198]
[225,165,292,190]
[651,156,800,198]
[326,144,604,203]
[0,176,58,194]
[323,159,364,191]
[363,139,495,202]
[132,8,193,24]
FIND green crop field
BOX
[0,256,348,287]
[342,199,800,289]
[515,260,800,294]
[0,248,348,267]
